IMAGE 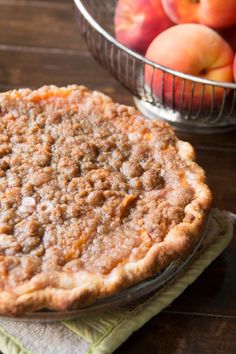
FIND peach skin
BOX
[219,24,236,52]
[114,0,173,55]
[162,0,236,29]
[234,54,236,81]
[145,24,234,109]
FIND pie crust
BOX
[0,85,212,315]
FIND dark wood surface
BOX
[0,1,236,353]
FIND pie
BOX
[0,85,212,316]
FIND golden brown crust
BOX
[0,85,212,316]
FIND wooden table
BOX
[0,1,235,353]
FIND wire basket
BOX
[74,0,236,133]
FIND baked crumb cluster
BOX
[0,86,194,291]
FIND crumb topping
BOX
[0,86,194,290]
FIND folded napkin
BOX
[0,209,234,354]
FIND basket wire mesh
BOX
[74,0,236,132]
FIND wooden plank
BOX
[0,0,71,5]
[0,2,84,50]
[115,313,236,354]
[30,0,71,2]
[0,48,132,103]
[178,131,236,150]
[196,148,236,212]
[168,230,236,316]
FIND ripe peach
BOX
[233,54,236,81]
[114,0,173,55]
[219,24,236,52]
[145,24,234,109]
[162,0,236,29]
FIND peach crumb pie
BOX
[0,85,212,315]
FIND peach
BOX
[219,24,236,52]
[234,54,236,81]
[162,0,236,29]
[145,24,234,109]
[114,0,173,55]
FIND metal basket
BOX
[74,0,236,133]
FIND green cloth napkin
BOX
[0,209,234,354]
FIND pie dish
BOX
[0,85,212,316]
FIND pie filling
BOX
[0,86,211,312]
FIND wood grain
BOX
[0,1,82,50]
[116,313,236,354]
[0,1,235,353]
[0,48,131,104]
